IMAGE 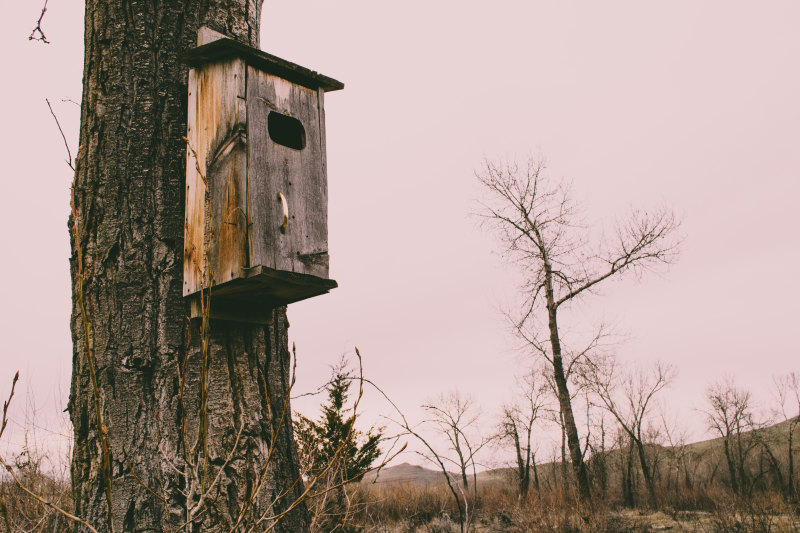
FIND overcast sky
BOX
[1,1,798,464]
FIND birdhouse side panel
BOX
[183,59,248,297]
[246,67,329,279]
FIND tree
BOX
[497,368,548,498]
[380,387,481,533]
[582,357,676,507]
[68,3,309,531]
[294,360,382,483]
[423,390,493,492]
[476,158,680,503]
[659,407,695,496]
[704,379,758,496]
[294,359,382,532]
[768,372,799,500]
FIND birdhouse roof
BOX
[184,38,344,92]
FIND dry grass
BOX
[0,447,73,532]
[342,478,800,533]
[2,451,799,532]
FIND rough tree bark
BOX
[68,2,308,531]
[544,283,591,501]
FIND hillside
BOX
[364,418,798,487]
[363,462,453,485]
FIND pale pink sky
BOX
[1,2,798,461]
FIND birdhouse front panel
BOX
[247,67,329,280]
[182,38,343,319]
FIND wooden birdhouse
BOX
[183,37,343,323]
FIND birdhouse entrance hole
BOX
[268,112,306,150]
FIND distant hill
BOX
[362,462,521,486]
[363,462,454,485]
[362,418,798,488]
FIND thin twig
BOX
[46,98,74,171]
[29,0,50,43]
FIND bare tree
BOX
[582,357,676,506]
[616,430,637,507]
[659,407,695,496]
[476,157,680,502]
[422,391,491,490]
[585,405,612,499]
[770,372,800,500]
[376,389,477,533]
[497,368,549,498]
[704,379,758,496]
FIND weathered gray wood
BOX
[186,43,337,305]
[226,265,336,303]
[184,38,345,92]
[247,67,330,279]
[188,265,337,323]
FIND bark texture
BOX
[69,2,308,531]
[543,258,591,502]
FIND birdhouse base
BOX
[187,265,338,325]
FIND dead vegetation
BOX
[343,479,800,532]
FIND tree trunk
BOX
[723,437,739,496]
[682,453,693,491]
[559,412,568,491]
[68,2,308,531]
[546,296,590,502]
[633,437,656,507]
[788,423,796,501]
[735,430,749,496]
[511,425,528,498]
[621,438,635,507]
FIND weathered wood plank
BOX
[183,58,248,296]
[220,265,337,303]
[246,66,329,279]
[246,65,280,272]
[188,265,337,321]
[184,37,345,92]
[184,67,205,296]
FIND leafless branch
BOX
[46,99,74,171]
[29,1,50,44]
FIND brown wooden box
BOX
[183,38,342,322]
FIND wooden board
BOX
[246,66,330,280]
[220,265,337,304]
[183,58,248,296]
[184,38,344,92]
[188,266,337,322]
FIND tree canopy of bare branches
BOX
[498,368,550,498]
[476,157,681,503]
[704,378,758,496]
[769,372,800,500]
[422,391,492,490]
[582,357,677,506]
